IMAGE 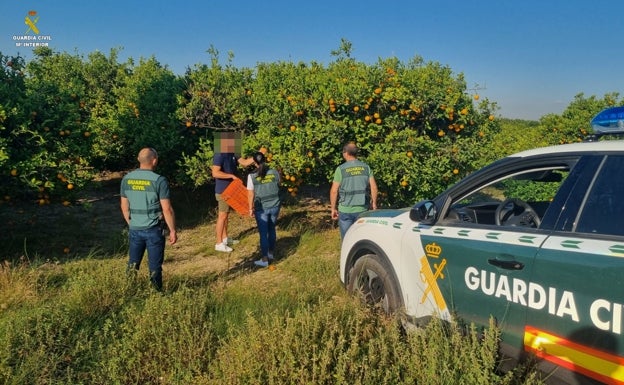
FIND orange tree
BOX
[0,47,193,205]
[1,48,93,204]
[177,46,500,207]
[107,56,190,180]
[316,56,500,206]
[175,47,256,186]
[0,54,27,202]
[12,43,615,209]
[538,92,624,145]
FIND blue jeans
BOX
[127,226,165,291]
[254,206,280,257]
[338,212,361,240]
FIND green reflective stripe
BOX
[257,192,279,201]
[423,226,549,248]
[561,240,582,249]
[130,208,162,216]
[541,236,621,256]
[519,235,537,244]
[609,244,624,255]
[393,222,403,229]
[412,226,421,232]
[341,189,367,196]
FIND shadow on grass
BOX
[0,176,221,263]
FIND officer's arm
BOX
[160,198,177,245]
[120,196,130,224]
[369,176,378,210]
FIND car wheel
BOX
[347,254,402,315]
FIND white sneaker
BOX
[267,252,274,260]
[215,243,233,252]
[254,259,269,267]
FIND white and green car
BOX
[340,107,624,385]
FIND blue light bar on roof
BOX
[590,106,624,134]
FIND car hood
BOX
[358,208,410,219]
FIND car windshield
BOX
[445,167,569,228]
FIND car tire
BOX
[347,254,403,315]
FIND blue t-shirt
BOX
[213,152,238,194]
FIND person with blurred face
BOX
[211,133,254,252]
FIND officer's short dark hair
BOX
[342,142,358,156]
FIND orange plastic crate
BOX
[221,178,250,216]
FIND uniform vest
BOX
[251,168,280,210]
[121,169,166,230]
[339,160,370,207]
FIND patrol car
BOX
[340,107,624,385]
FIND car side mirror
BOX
[410,200,437,224]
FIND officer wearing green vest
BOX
[246,151,281,267]
[330,142,378,240]
[120,147,177,291]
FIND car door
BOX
[416,160,574,355]
[527,155,624,384]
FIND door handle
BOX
[487,258,524,270]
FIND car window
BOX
[575,155,624,237]
[445,168,569,228]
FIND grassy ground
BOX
[0,176,544,384]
